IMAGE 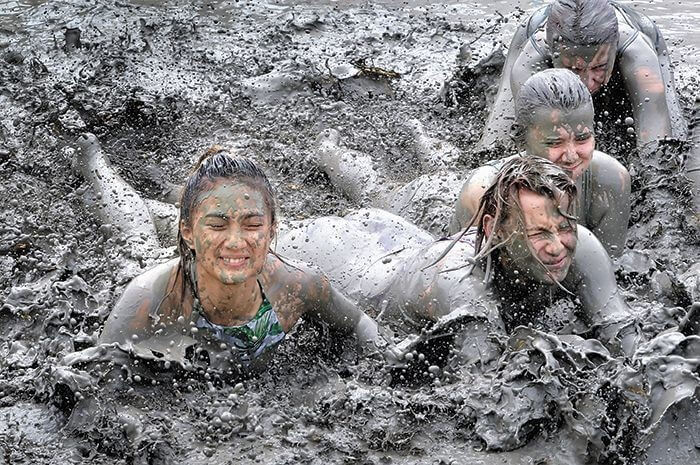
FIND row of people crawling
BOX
[75,65,696,370]
[62,1,698,446]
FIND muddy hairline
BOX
[546,0,620,49]
[514,68,594,147]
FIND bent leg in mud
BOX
[404,118,461,170]
[315,129,391,206]
[76,133,161,263]
[476,15,532,151]
[144,199,179,246]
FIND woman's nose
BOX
[545,235,565,256]
[562,141,578,162]
[583,69,603,88]
[224,227,245,248]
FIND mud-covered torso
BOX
[521,2,688,142]
[277,209,598,338]
[276,209,435,307]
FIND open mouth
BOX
[561,162,581,174]
[220,257,248,268]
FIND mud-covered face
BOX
[499,189,577,285]
[525,105,595,180]
[181,180,273,286]
[552,43,615,94]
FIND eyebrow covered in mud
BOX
[2,0,700,464]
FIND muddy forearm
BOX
[630,90,672,147]
[318,281,381,346]
[570,227,635,353]
[353,313,381,347]
[619,42,673,145]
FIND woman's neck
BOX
[194,270,262,326]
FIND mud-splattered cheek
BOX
[525,126,551,159]
[507,233,537,263]
[248,230,272,272]
[195,235,217,264]
[558,233,575,256]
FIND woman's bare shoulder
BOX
[100,258,181,344]
[590,150,630,188]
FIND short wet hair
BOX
[546,0,619,49]
[177,148,276,293]
[514,69,593,146]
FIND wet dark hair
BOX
[176,147,276,298]
[514,69,593,146]
[472,156,578,264]
[428,156,578,285]
[546,0,619,49]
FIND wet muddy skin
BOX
[1,1,699,464]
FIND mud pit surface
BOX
[1,1,699,464]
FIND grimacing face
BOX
[498,189,577,285]
[524,104,595,181]
[181,179,273,286]
[552,42,616,95]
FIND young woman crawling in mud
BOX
[451,68,630,257]
[480,0,686,151]
[277,156,638,366]
[83,144,385,373]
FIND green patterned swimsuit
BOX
[193,284,286,365]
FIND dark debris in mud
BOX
[1,1,699,464]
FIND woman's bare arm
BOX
[99,259,179,346]
[588,152,631,257]
[618,37,673,146]
[565,227,637,355]
[299,267,382,347]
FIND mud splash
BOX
[1,1,699,464]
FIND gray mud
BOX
[1,1,699,464]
